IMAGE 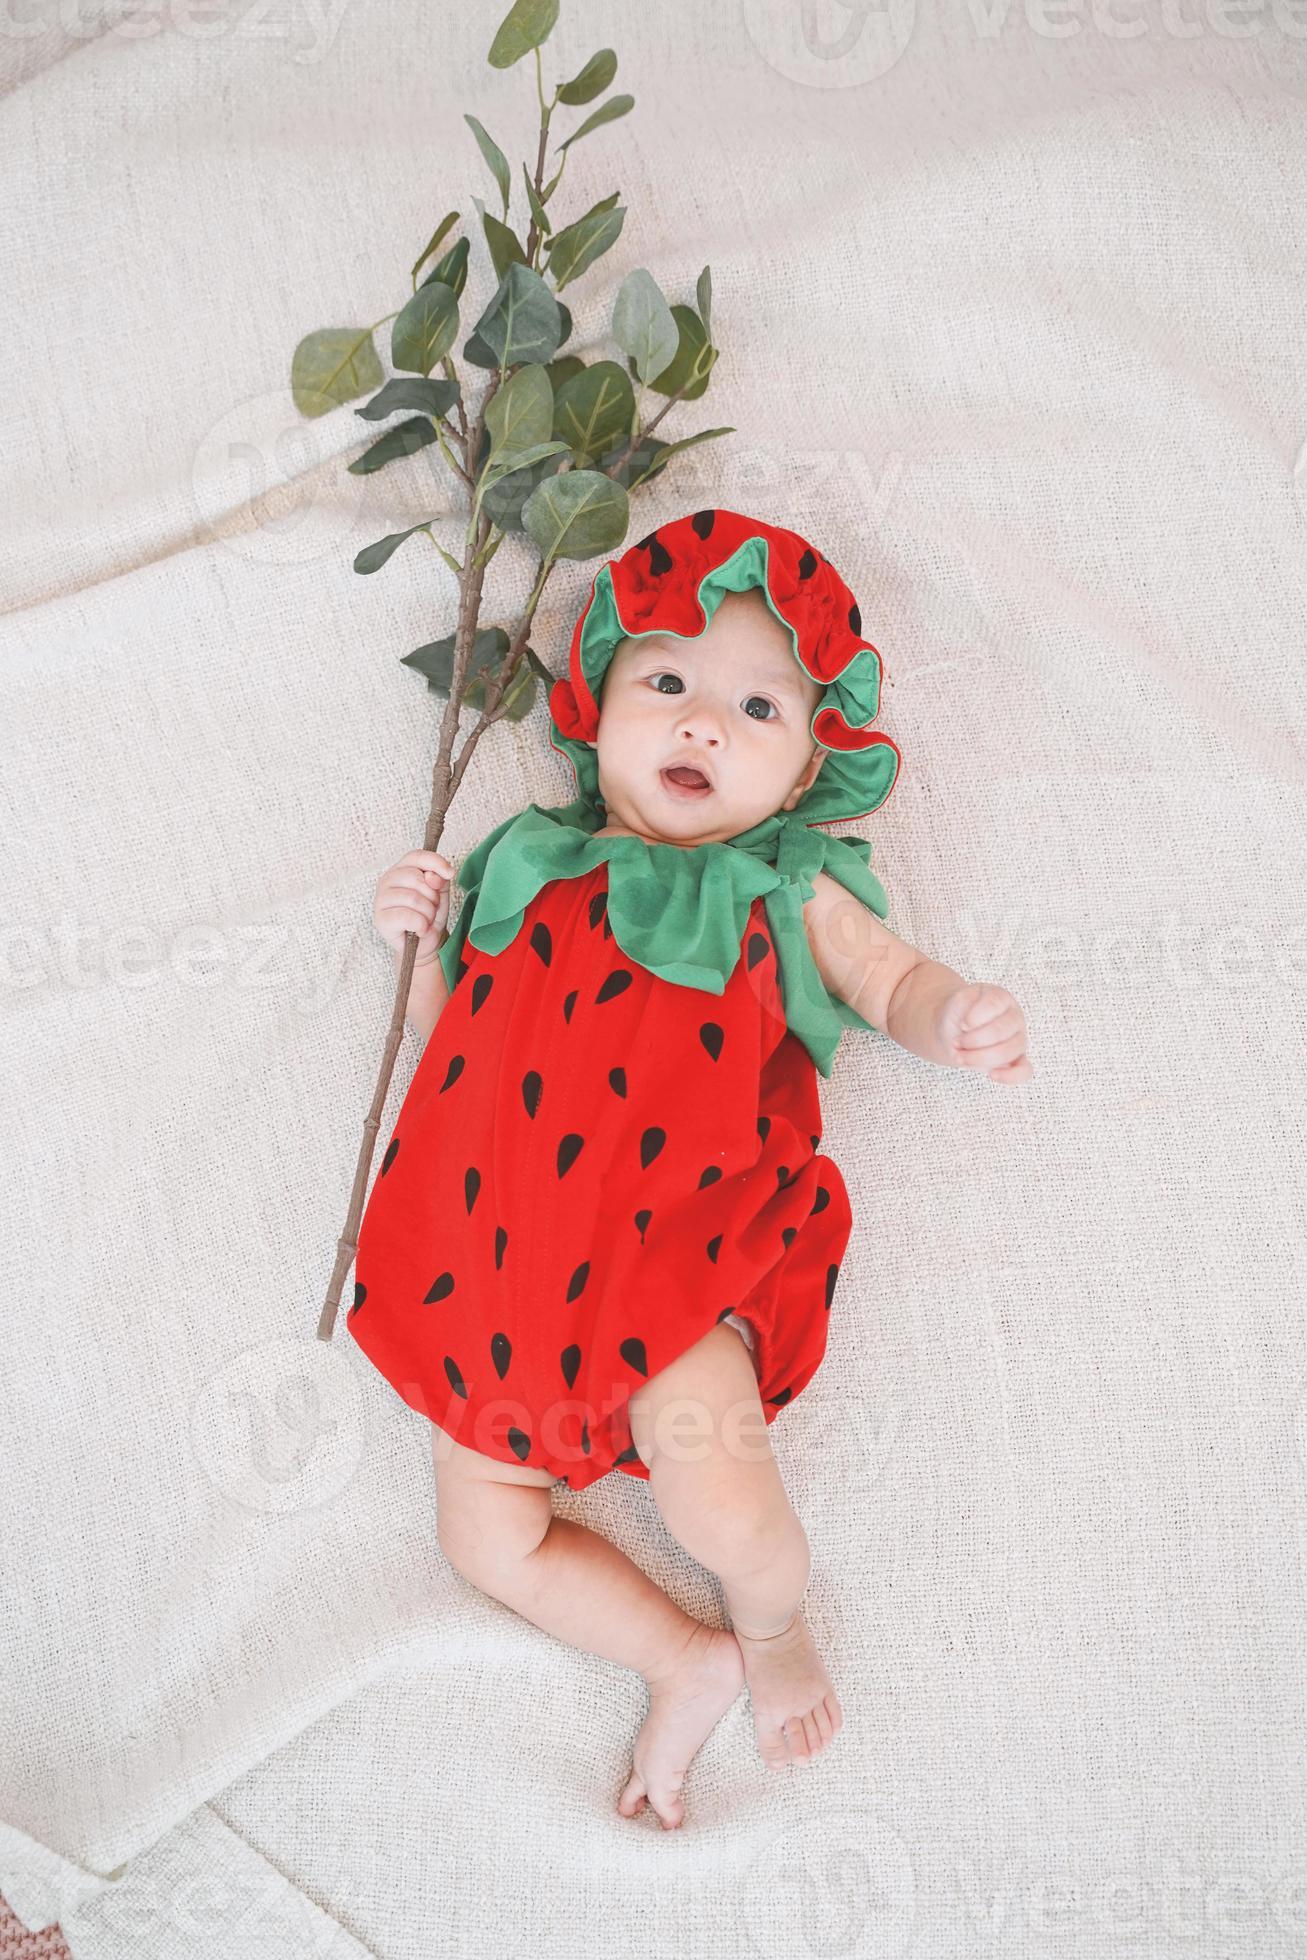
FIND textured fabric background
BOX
[3,1,1306,1954]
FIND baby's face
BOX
[584,589,828,848]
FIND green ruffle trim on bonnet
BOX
[436,797,890,1079]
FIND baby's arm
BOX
[802,873,1034,1084]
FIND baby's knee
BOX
[436,1475,552,1587]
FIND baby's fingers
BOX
[988,1053,1035,1084]
[955,1006,1024,1052]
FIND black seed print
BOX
[812,1185,830,1215]
[522,1070,542,1118]
[691,509,716,539]
[444,1356,468,1399]
[706,1233,722,1264]
[849,601,862,635]
[620,1337,649,1377]
[561,1344,581,1389]
[566,1261,590,1303]
[530,921,552,967]
[558,1133,585,1176]
[596,968,632,1005]
[507,1427,531,1462]
[609,1067,627,1097]
[613,1442,642,1466]
[758,1115,771,1144]
[782,1227,797,1249]
[698,1165,723,1189]
[588,891,607,931]
[495,1226,508,1270]
[776,1165,792,1188]
[640,534,672,576]
[581,1418,591,1454]
[491,1332,512,1379]
[634,1208,651,1241]
[424,1272,455,1305]
[471,973,493,1015]
[454,957,468,986]
[769,1387,794,1408]
[825,1263,840,1309]
[380,1138,400,1176]
[746,931,769,970]
[349,1281,366,1317]
[439,1055,465,1093]
[563,989,578,1023]
[798,547,817,579]
[640,1126,666,1169]
[700,1022,724,1062]
[809,1133,820,1150]
[464,1167,481,1213]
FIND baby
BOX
[355,509,1032,1831]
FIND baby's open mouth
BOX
[660,766,713,798]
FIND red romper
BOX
[347,853,853,1491]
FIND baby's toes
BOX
[617,1771,647,1818]
[757,1714,796,1771]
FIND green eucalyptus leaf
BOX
[485,362,554,460]
[556,298,573,347]
[696,264,713,339]
[545,202,625,291]
[290,328,384,418]
[522,468,629,561]
[480,446,569,532]
[420,236,470,300]
[348,415,441,475]
[627,425,734,490]
[558,92,634,152]
[473,262,564,368]
[524,644,553,682]
[552,360,634,467]
[464,113,512,214]
[411,211,459,287]
[557,47,616,104]
[625,303,716,400]
[482,439,571,484]
[402,625,507,694]
[546,354,586,392]
[487,0,558,68]
[391,283,459,375]
[612,267,679,385]
[356,376,460,421]
[521,164,552,237]
[463,327,499,369]
[354,520,437,574]
[501,666,538,720]
[475,198,530,281]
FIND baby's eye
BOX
[743,695,778,722]
[649,672,684,696]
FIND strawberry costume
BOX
[348,508,901,1491]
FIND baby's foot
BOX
[732,1608,843,1770]
[617,1622,745,1830]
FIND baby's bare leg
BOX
[433,1432,743,1829]
[627,1323,844,1773]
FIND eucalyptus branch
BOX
[299,0,728,1341]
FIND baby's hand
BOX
[373,850,456,964]
[935,982,1034,1084]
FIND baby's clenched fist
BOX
[373,849,455,964]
